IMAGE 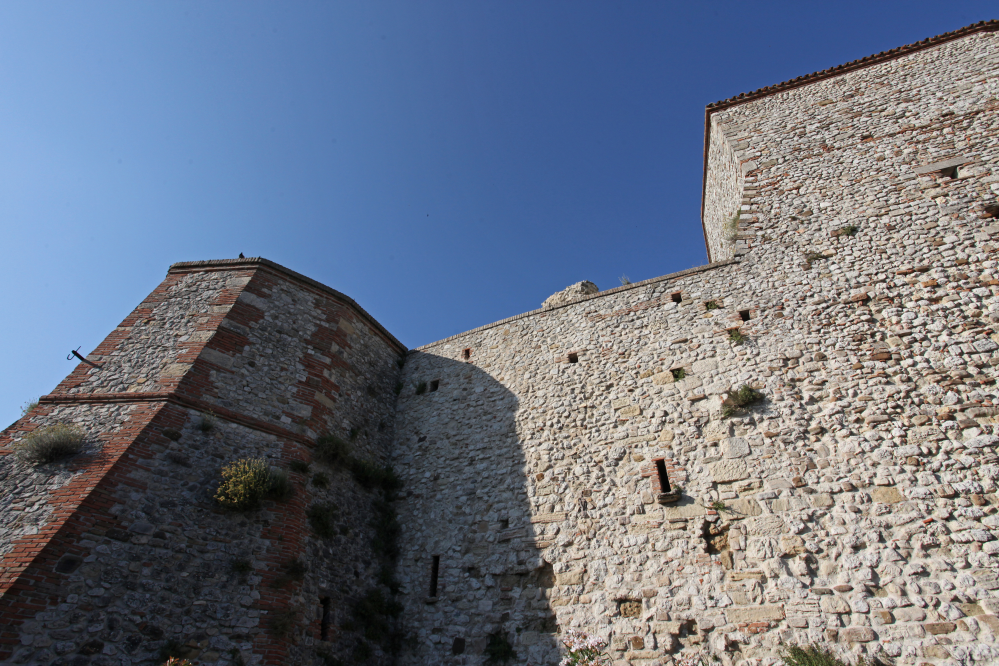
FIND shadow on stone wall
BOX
[392,352,560,666]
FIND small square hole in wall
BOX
[939,165,959,179]
[568,353,579,364]
[739,309,751,322]
[429,380,439,392]
[671,368,686,381]
[500,519,509,529]
[462,348,471,361]
[671,292,682,304]
[984,204,999,219]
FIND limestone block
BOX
[542,281,598,309]
[820,596,851,614]
[870,487,904,504]
[839,627,875,642]
[661,498,706,520]
[200,347,234,369]
[703,420,732,442]
[727,499,761,517]
[722,437,750,459]
[780,535,806,556]
[556,570,585,585]
[161,363,193,377]
[619,406,641,417]
[810,493,834,508]
[611,398,631,409]
[725,605,784,623]
[923,622,956,635]
[893,607,926,622]
[710,460,748,483]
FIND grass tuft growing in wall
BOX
[14,424,85,464]
[307,502,340,539]
[723,209,741,242]
[314,434,350,466]
[722,385,764,418]
[19,398,38,417]
[728,329,746,345]
[414,381,427,395]
[198,411,216,432]
[288,459,310,474]
[779,643,889,666]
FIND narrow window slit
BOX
[320,597,332,641]
[462,348,471,360]
[654,459,671,493]
[739,309,751,322]
[429,556,441,597]
[429,380,439,392]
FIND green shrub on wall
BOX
[215,458,293,510]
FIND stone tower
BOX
[3,19,999,666]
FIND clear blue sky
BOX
[2,1,995,426]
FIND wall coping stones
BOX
[414,259,740,351]
[168,257,408,354]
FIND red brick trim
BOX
[168,257,407,355]
[36,391,312,446]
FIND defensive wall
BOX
[2,18,999,666]
[392,20,999,666]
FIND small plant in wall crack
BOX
[722,384,764,419]
[559,629,610,666]
[728,329,746,345]
[14,424,86,464]
[414,380,427,395]
[779,643,890,666]
[19,398,38,417]
[214,458,294,510]
[724,209,741,242]
[709,500,729,512]
[837,224,859,237]
[197,411,216,432]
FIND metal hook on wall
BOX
[67,347,102,368]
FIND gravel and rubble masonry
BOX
[5,20,999,666]
[0,258,405,666]
[391,23,999,666]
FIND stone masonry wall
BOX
[0,259,406,666]
[391,27,999,666]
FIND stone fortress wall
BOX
[392,21,999,666]
[2,19,999,666]
[0,260,405,665]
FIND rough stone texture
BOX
[542,281,600,310]
[0,259,405,666]
[5,21,999,666]
[391,25,999,666]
